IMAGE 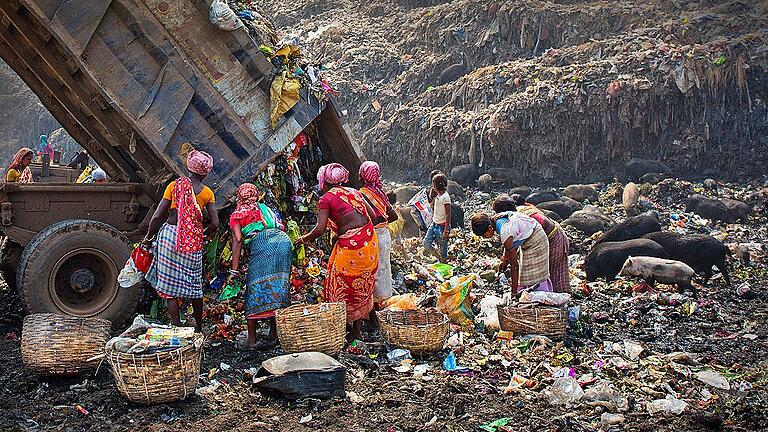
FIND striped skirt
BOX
[154,223,203,299]
[548,225,571,293]
[519,226,551,288]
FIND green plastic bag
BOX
[218,278,243,302]
[480,418,512,432]
[431,263,454,279]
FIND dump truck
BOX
[0,0,363,325]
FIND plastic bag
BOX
[437,275,477,325]
[118,258,143,288]
[131,244,153,273]
[431,263,454,280]
[407,189,432,230]
[647,395,687,416]
[209,0,242,31]
[380,293,419,311]
[476,295,505,330]
[544,376,584,406]
[519,290,571,306]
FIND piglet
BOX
[620,256,696,294]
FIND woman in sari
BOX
[143,149,219,332]
[358,161,398,305]
[494,194,571,293]
[6,148,34,183]
[295,163,379,340]
[471,211,552,293]
[227,183,292,349]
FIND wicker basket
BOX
[377,308,449,355]
[275,303,346,355]
[105,334,204,404]
[21,313,111,375]
[497,305,567,339]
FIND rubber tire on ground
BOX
[17,219,140,327]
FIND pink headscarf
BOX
[317,163,349,190]
[359,160,387,202]
[187,150,213,176]
[229,183,261,226]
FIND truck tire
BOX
[17,219,140,327]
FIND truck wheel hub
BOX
[69,269,96,293]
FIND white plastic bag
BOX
[647,395,687,416]
[476,295,505,330]
[544,377,584,406]
[209,0,242,31]
[118,258,143,288]
[519,291,571,306]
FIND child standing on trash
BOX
[423,173,451,263]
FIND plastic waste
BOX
[437,275,478,325]
[209,0,243,31]
[476,295,504,330]
[583,380,629,411]
[647,395,687,416]
[479,418,512,432]
[544,377,584,406]
[600,413,625,426]
[381,293,419,311]
[695,370,730,390]
[442,352,470,372]
[386,348,412,364]
[622,340,644,360]
[431,263,454,280]
[195,380,222,397]
[519,291,571,306]
[117,258,143,288]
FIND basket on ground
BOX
[21,313,111,375]
[377,308,449,355]
[105,334,204,404]
[497,305,567,339]
[276,303,346,355]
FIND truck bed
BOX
[0,0,362,205]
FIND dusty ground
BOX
[1,177,767,432]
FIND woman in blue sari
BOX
[228,183,292,349]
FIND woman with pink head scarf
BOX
[358,161,398,308]
[142,148,219,332]
[295,162,379,341]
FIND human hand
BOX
[442,230,450,240]
[293,236,305,247]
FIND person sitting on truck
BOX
[226,183,292,350]
[6,148,35,183]
[294,163,379,341]
[143,149,219,333]
[91,168,107,183]
[37,134,54,161]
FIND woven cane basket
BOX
[275,302,346,355]
[21,313,111,375]
[377,309,449,355]
[497,305,567,339]
[105,334,204,404]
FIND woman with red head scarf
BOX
[358,161,398,305]
[143,148,219,332]
[295,163,379,341]
[6,148,34,183]
[226,183,292,349]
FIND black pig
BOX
[594,213,661,244]
[686,194,742,223]
[526,190,560,205]
[537,200,576,219]
[642,231,731,285]
[585,239,667,281]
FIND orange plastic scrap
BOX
[270,70,301,128]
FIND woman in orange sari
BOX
[295,163,379,340]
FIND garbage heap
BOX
[262,0,768,183]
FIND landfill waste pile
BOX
[1,175,767,430]
[262,0,768,183]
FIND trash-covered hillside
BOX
[262,0,768,183]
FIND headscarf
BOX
[317,163,349,190]
[9,148,34,183]
[187,150,214,176]
[359,161,387,201]
[230,183,261,224]
[38,135,53,158]
[91,168,107,181]
[172,177,204,253]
